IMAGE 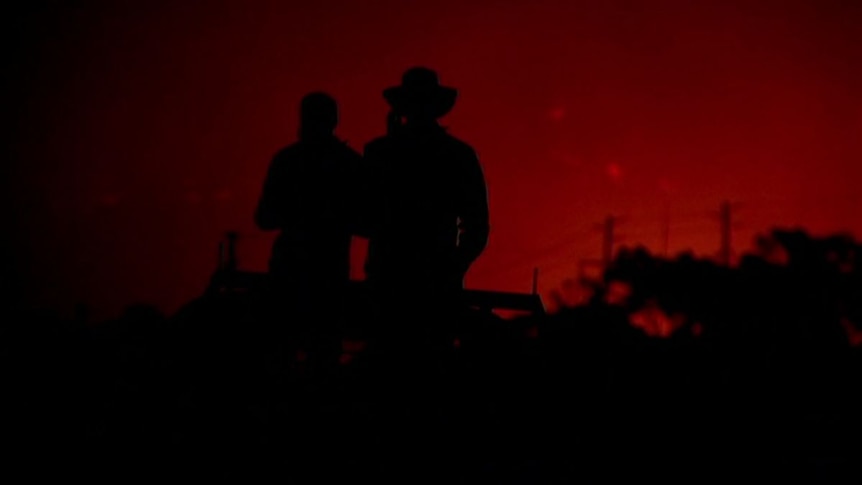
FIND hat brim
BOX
[383,85,458,118]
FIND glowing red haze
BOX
[5,0,860,318]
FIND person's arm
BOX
[456,149,490,273]
[353,143,382,239]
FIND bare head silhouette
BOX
[299,92,338,140]
[383,67,457,123]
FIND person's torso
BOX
[364,129,477,284]
[366,129,474,249]
[270,139,359,260]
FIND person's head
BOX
[299,92,338,140]
[384,67,457,124]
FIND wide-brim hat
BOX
[383,67,458,118]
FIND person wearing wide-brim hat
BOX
[361,67,490,317]
[383,67,459,121]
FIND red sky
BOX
[6,0,861,318]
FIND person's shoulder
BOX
[363,135,397,158]
[272,142,303,160]
[363,135,392,154]
[330,138,362,159]
[441,132,478,158]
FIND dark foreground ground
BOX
[5,231,862,481]
[4,292,862,482]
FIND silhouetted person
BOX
[255,92,361,332]
[362,67,490,309]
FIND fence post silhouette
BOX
[602,215,616,269]
[532,267,539,295]
[226,231,239,273]
[719,201,732,266]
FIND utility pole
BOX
[661,200,670,257]
[719,201,732,266]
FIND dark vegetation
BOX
[4,228,862,480]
